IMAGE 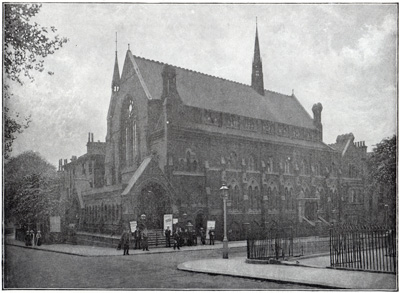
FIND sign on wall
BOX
[130,221,137,232]
[206,220,216,240]
[164,214,173,231]
[50,216,61,232]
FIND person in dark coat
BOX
[121,229,131,255]
[209,229,215,245]
[133,228,141,250]
[142,228,149,251]
[30,230,35,246]
[200,228,206,245]
[25,231,30,246]
[165,226,171,247]
[173,229,181,250]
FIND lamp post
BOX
[220,183,229,259]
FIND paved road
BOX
[5,245,314,289]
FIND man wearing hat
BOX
[121,229,131,255]
[200,227,206,245]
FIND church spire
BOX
[251,18,264,96]
[112,32,120,93]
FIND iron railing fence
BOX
[330,225,396,273]
[247,227,297,260]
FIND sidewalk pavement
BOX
[5,235,246,257]
[178,257,397,290]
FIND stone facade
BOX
[59,27,370,239]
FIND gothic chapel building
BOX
[60,25,369,241]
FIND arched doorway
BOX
[138,182,170,229]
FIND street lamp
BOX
[220,183,229,259]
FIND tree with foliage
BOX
[4,4,68,158]
[4,151,62,226]
[368,135,396,187]
[367,135,396,226]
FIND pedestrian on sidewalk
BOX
[133,227,141,250]
[30,230,35,246]
[209,229,215,245]
[24,231,30,246]
[121,229,131,255]
[173,229,180,250]
[199,228,205,245]
[165,226,171,247]
[36,231,42,246]
[142,228,149,251]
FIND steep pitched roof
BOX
[129,54,316,129]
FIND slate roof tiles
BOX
[132,54,316,129]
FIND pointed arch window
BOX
[248,179,260,210]
[228,180,241,210]
[120,97,138,170]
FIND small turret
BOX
[312,103,323,141]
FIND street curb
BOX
[6,243,88,257]
[6,241,247,257]
[177,263,342,289]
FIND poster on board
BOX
[50,216,61,232]
[206,220,216,240]
[163,214,173,231]
[130,221,137,232]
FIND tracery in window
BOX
[120,97,138,170]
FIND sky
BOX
[6,3,398,167]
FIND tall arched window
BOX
[285,187,289,210]
[120,97,138,170]
[248,179,260,210]
[265,186,271,209]
[273,187,278,210]
[254,186,260,210]
[228,180,241,210]
[234,185,240,209]
[248,185,253,208]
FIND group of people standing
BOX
[120,226,216,255]
[120,227,149,255]
[164,226,215,250]
[24,230,42,247]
